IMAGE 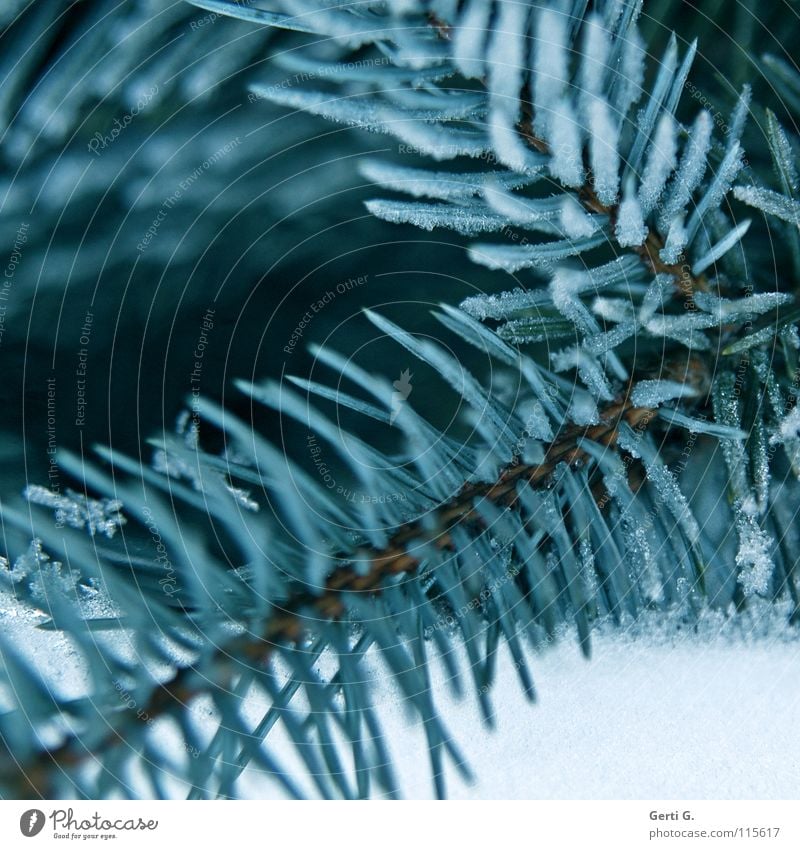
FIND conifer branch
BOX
[2,392,657,798]
[518,118,709,304]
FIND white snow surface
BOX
[237,610,800,800]
[2,591,799,800]
[342,617,800,800]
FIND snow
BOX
[382,622,800,799]
[3,586,799,800]
[239,608,800,800]
[734,511,774,597]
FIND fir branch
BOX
[518,116,711,305]
[2,392,657,798]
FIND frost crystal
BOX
[7,539,51,581]
[658,110,713,232]
[532,8,569,135]
[225,485,260,512]
[460,288,548,321]
[580,15,610,100]
[692,290,791,321]
[24,486,126,538]
[588,99,620,206]
[735,509,774,597]
[452,0,491,79]
[568,393,600,425]
[691,219,751,275]
[685,141,744,242]
[639,274,673,323]
[639,113,677,215]
[631,380,698,408]
[152,447,202,489]
[618,426,701,545]
[613,26,645,117]
[560,196,600,238]
[660,213,688,265]
[487,0,528,111]
[733,185,800,228]
[727,84,752,149]
[615,177,648,247]
[592,297,635,323]
[360,162,536,201]
[489,109,545,175]
[550,346,614,401]
[548,98,584,187]
[366,199,508,235]
[766,110,799,192]
[483,186,561,228]
[770,406,800,445]
[550,270,597,333]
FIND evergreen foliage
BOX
[1,0,799,800]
